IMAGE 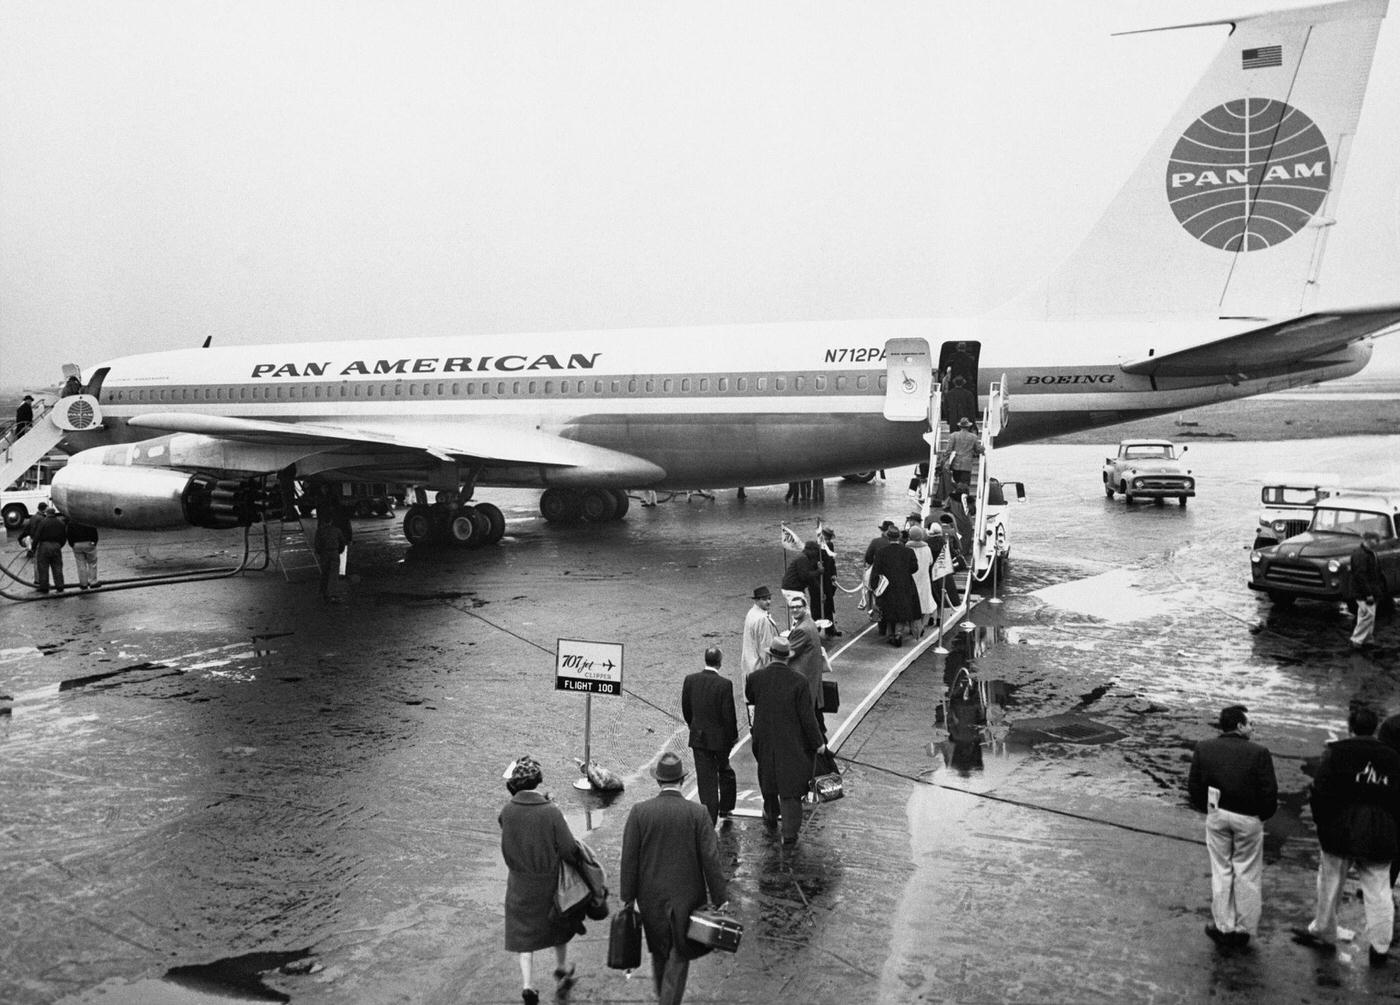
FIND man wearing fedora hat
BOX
[740,586,777,682]
[14,394,34,435]
[620,751,729,1004]
[745,636,825,845]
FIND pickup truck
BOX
[1248,490,1400,606]
[1102,439,1195,506]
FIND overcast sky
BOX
[2,0,1398,391]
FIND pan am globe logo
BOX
[1166,98,1330,252]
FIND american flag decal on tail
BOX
[1242,45,1282,69]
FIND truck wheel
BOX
[1178,496,1188,507]
[1121,482,1133,505]
[1104,483,1114,498]
[3,504,26,529]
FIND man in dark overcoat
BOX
[1295,705,1400,965]
[781,541,822,624]
[784,595,828,732]
[681,648,739,824]
[620,752,729,1005]
[745,636,825,844]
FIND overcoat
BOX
[745,660,823,797]
[785,620,826,711]
[681,668,738,753]
[871,540,921,624]
[908,541,935,616]
[1310,735,1400,862]
[498,791,582,952]
[619,789,729,961]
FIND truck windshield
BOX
[1311,508,1392,538]
[1124,446,1172,460]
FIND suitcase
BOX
[821,679,840,713]
[687,911,743,953]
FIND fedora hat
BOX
[957,417,972,428]
[752,585,772,600]
[878,519,897,532]
[768,635,791,659]
[651,751,687,783]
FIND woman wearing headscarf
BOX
[499,755,583,1004]
[906,526,935,637]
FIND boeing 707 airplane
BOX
[32,0,1400,547]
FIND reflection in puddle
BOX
[1030,567,1172,622]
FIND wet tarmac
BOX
[4,436,1400,1004]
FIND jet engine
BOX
[51,465,264,530]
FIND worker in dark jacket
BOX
[65,519,100,589]
[1294,705,1400,965]
[781,541,822,625]
[1187,705,1278,948]
[30,506,68,593]
[1349,531,1386,649]
[681,648,738,825]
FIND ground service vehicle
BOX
[1252,473,1342,549]
[1102,440,1195,506]
[1249,490,1400,606]
[1,454,66,530]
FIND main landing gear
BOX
[539,488,630,524]
[401,500,506,548]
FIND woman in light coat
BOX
[906,526,935,637]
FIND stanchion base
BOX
[573,778,593,791]
[933,645,949,655]
[959,621,976,630]
[988,597,1004,605]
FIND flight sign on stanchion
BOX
[556,639,624,790]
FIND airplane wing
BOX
[124,412,667,481]
[1119,306,1400,379]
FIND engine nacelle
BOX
[51,464,259,530]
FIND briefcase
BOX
[687,910,743,953]
[821,679,840,713]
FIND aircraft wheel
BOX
[403,504,436,546]
[540,488,583,524]
[842,471,877,484]
[447,508,478,546]
[581,487,620,523]
[608,489,630,519]
[3,504,26,529]
[475,502,506,544]
[372,497,392,517]
[468,505,492,543]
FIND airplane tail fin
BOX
[1001,0,1387,322]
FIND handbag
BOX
[810,749,843,803]
[607,904,643,970]
[554,858,590,918]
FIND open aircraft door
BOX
[882,338,934,421]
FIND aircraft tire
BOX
[842,471,877,484]
[403,505,436,546]
[475,502,506,544]
[447,510,478,546]
[373,497,392,517]
[3,504,25,530]
[468,506,492,543]
[581,487,619,523]
[608,489,630,519]
[540,488,583,524]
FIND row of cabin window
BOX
[106,373,886,403]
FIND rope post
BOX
[573,693,594,790]
[933,580,949,655]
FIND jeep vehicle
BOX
[1252,472,1342,549]
[1248,490,1400,606]
[1102,439,1195,506]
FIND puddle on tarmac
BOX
[1029,567,1172,622]
[58,950,312,1005]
